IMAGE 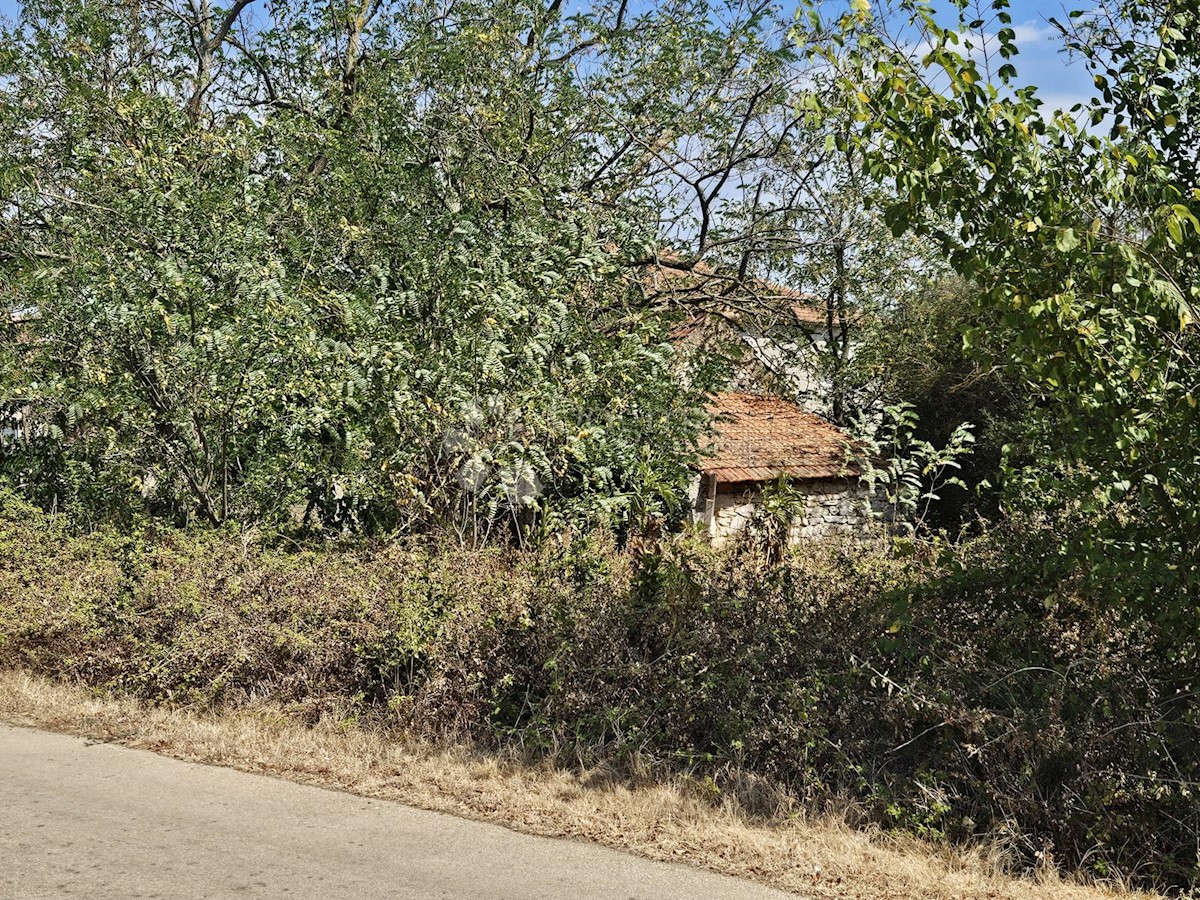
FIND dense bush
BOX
[1,491,1196,891]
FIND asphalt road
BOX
[0,724,796,899]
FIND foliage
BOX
[852,401,975,527]
[760,147,954,425]
[853,275,1032,531]
[2,493,1197,890]
[743,475,810,563]
[0,0,813,534]
[796,0,1200,615]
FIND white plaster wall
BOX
[738,328,857,417]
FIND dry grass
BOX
[0,669,1156,900]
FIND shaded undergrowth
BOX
[1,493,1195,892]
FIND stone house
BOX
[689,392,877,545]
[644,255,858,420]
[640,255,878,543]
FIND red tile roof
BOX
[642,254,829,329]
[700,392,859,482]
[789,302,828,328]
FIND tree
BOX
[5,0,805,533]
[798,0,1200,609]
[777,145,950,425]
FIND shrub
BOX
[1,493,1196,891]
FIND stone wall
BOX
[702,478,881,546]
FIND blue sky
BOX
[0,0,1095,108]
[944,0,1098,110]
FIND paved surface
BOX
[0,724,796,899]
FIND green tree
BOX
[0,0,810,535]
[799,0,1200,609]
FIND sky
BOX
[947,0,1098,110]
[0,0,1096,109]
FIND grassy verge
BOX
[0,669,1152,900]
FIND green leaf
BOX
[1055,227,1079,252]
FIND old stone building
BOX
[638,252,880,544]
[644,253,856,419]
[689,392,877,545]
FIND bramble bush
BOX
[0,490,1195,890]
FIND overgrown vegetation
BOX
[3,0,1200,894]
[0,0,814,534]
[801,0,1200,614]
[2,492,1195,890]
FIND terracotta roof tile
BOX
[642,254,828,329]
[701,392,859,482]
